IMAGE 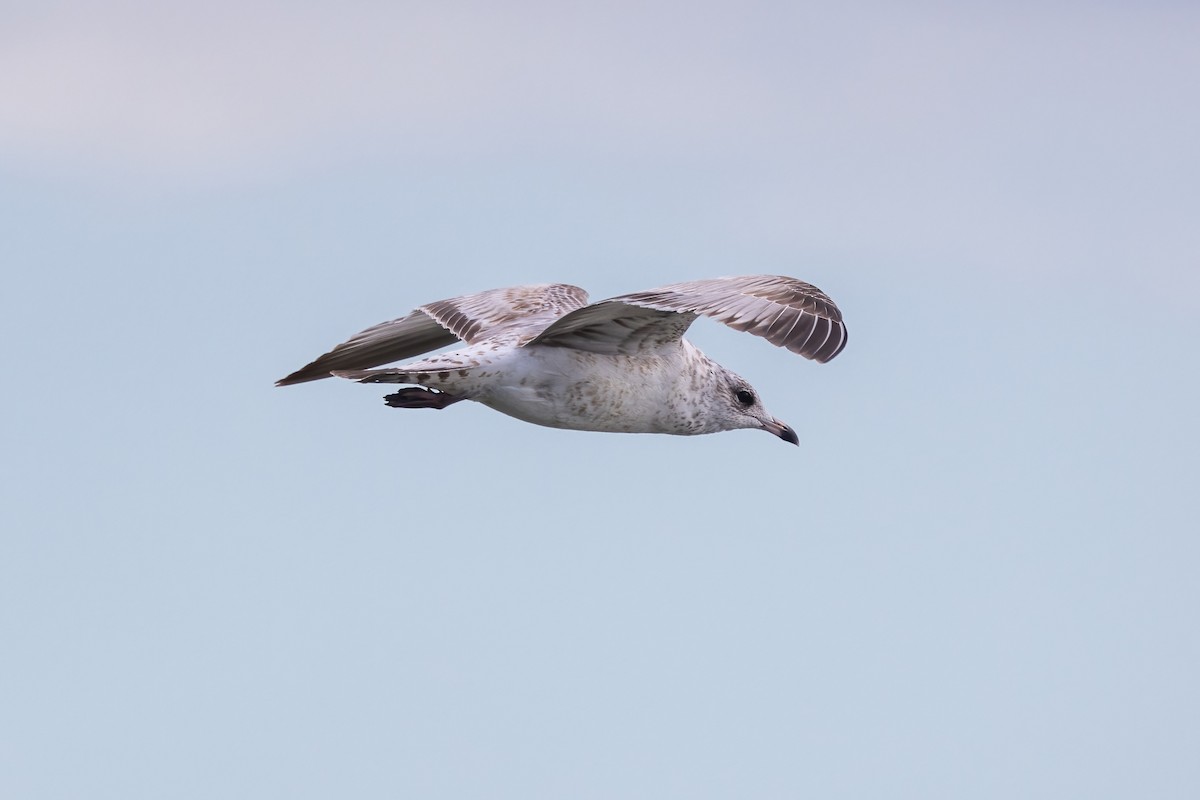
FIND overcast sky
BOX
[3,2,1198,798]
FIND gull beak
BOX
[763,418,799,446]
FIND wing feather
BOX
[528,275,847,362]
[276,283,588,385]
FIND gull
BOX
[277,275,847,445]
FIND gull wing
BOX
[277,283,589,385]
[527,275,847,362]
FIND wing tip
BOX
[275,368,331,386]
[812,324,848,363]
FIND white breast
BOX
[473,343,715,434]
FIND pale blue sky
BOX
[3,2,1198,798]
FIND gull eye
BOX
[735,389,755,407]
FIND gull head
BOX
[709,366,799,446]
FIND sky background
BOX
[3,2,1198,798]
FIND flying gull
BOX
[277,275,847,445]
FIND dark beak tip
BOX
[761,418,798,445]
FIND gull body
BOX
[278,276,847,445]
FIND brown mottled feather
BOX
[276,283,589,385]
[528,275,847,362]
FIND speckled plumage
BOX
[277,276,847,445]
